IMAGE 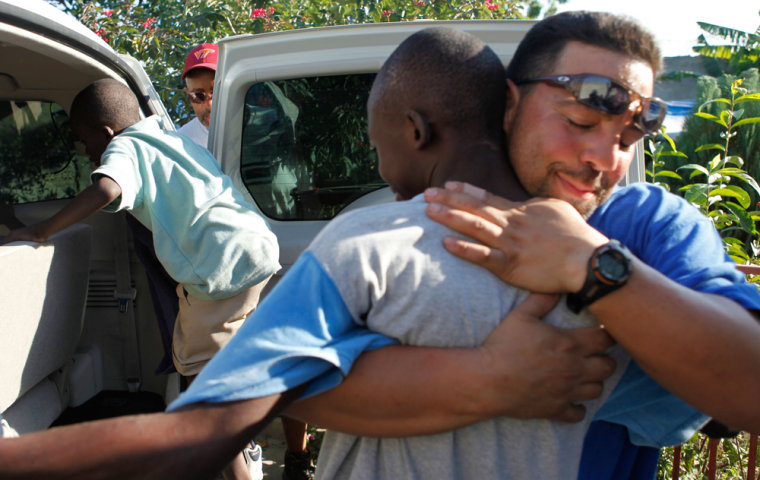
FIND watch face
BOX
[598,250,628,281]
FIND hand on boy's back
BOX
[479,292,616,422]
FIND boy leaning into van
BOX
[0,78,279,480]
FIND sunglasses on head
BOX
[515,73,667,135]
[186,90,212,104]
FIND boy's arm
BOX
[0,390,301,480]
[285,293,616,436]
[0,176,121,245]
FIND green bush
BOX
[48,0,546,127]
[657,433,759,480]
[647,78,760,264]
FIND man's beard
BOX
[534,164,614,219]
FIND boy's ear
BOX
[405,109,431,150]
[503,79,521,134]
[103,126,116,140]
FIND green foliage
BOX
[675,70,760,186]
[649,79,760,264]
[644,130,685,191]
[657,433,760,480]
[694,21,760,75]
[663,15,760,267]
[48,0,540,127]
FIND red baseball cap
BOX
[181,43,218,80]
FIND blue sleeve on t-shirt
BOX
[168,251,398,411]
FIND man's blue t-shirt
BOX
[579,183,760,479]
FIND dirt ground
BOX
[256,419,289,478]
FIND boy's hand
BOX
[0,226,46,246]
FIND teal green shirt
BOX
[93,116,280,300]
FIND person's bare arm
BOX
[423,182,760,433]
[0,389,301,480]
[0,176,121,245]
[285,293,616,436]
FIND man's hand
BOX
[424,182,609,293]
[475,292,616,423]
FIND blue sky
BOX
[556,0,759,56]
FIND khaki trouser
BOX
[172,279,269,376]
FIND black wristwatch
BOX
[567,240,633,314]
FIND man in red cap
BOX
[178,42,314,480]
[179,43,218,147]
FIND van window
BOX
[240,74,385,220]
[0,100,90,204]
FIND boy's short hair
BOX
[70,78,141,131]
[371,27,506,141]
[505,11,662,82]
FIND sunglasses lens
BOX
[188,92,210,104]
[524,75,666,136]
[577,77,629,115]
[637,100,667,134]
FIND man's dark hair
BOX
[371,27,506,141]
[69,78,141,131]
[506,11,662,82]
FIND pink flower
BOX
[141,16,155,28]
[268,7,275,15]
[413,0,425,5]
[251,8,266,19]
[103,9,114,16]
[485,1,498,10]
[381,9,393,18]
[95,27,109,42]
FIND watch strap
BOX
[566,240,632,313]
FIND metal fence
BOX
[668,264,760,480]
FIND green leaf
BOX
[726,172,760,197]
[733,117,760,128]
[720,109,731,126]
[678,163,710,176]
[722,236,745,247]
[727,245,751,264]
[694,143,726,153]
[698,98,731,111]
[680,184,709,207]
[654,170,683,180]
[658,151,689,158]
[694,111,728,127]
[721,156,745,168]
[725,201,757,235]
[735,93,760,103]
[708,153,724,171]
[657,130,679,151]
[709,186,751,208]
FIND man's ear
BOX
[405,109,431,150]
[503,79,522,134]
[103,125,116,140]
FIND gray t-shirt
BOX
[309,196,628,480]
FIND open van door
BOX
[0,0,174,434]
